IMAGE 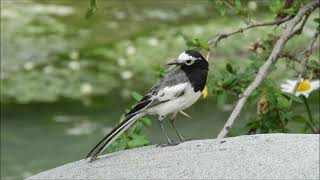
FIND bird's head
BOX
[167,50,208,70]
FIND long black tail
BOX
[86,113,144,162]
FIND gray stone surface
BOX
[27,134,319,179]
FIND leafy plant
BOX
[107,92,152,153]
[85,0,98,19]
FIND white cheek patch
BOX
[178,51,194,61]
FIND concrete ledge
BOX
[27,134,319,179]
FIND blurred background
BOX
[1,0,319,179]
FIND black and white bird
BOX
[87,50,208,162]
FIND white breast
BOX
[146,84,202,117]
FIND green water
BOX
[1,1,319,179]
[1,97,239,179]
[1,1,232,179]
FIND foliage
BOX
[204,0,320,134]
[1,0,221,104]
[85,0,97,19]
[106,92,152,153]
[315,17,320,32]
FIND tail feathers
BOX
[86,113,144,162]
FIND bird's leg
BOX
[159,121,172,144]
[157,115,179,147]
[170,112,185,142]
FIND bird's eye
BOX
[186,60,193,65]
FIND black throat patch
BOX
[181,67,208,92]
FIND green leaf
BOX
[291,115,307,124]
[85,0,97,19]
[131,91,143,101]
[85,9,94,19]
[235,0,242,10]
[194,38,209,50]
[179,33,195,47]
[196,39,208,49]
[277,96,290,109]
[269,0,282,15]
[107,136,129,153]
[153,64,166,79]
[179,34,209,50]
[140,117,152,127]
[267,93,277,107]
[314,18,320,31]
[218,4,225,16]
[282,92,303,103]
[217,92,226,108]
[90,0,97,7]
[226,63,235,74]
[128,134,150,148]
[213,0,226,16]
[223,76,238,88]
[133,122,145,134]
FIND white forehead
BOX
[177,51,196,61]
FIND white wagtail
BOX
[87,50,208,162]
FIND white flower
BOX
[114,11,126,20]
[80,83,93,95]
[107,21,119,29]
[121,70,133,80]
[281,79,320,98]
[68,61,80,70]
[43,66,53,74]
[1,9,19,18]
[117,58,126,66]
[69,51,79,60]
[248,1,257,11]
[147,37,159,47]
[194,27,204,36]
[23,62,34,70]
[65,121,98,136]
[30,4,74,16]
[126,46,136,55]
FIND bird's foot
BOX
[178,136,185,142]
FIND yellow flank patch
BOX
[202,85,208,98]
[296,80,311,92]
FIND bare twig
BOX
[205,11,292,61]
[289,12,311,38]
[208,15,292,48]
[216,0,320,138]
[293,31,319,93]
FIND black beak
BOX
[167,60,183,66]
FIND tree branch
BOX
[207,15,292,49]
[216,0,320,138]
[205,14,292,62]
[292,31,319,98]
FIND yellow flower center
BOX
[296,80,311,92]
